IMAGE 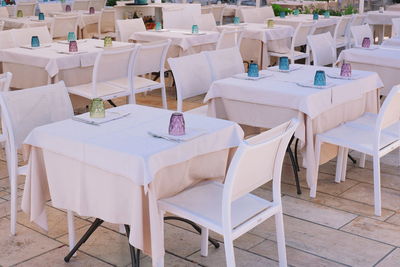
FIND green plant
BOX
[343,4,356,15]
[272,4,293,16]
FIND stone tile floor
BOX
[1,90,400,266]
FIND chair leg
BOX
[294,138,300,171]
[161,85,168,109]
[341,148,349,182]
[287,147,301,195]
[223,235,235,267]
[310,138,322,198]
[119,224,126,234]
[275,211,288,267]
[200,226,209,257]
[335,147,344,183]
[10,172,17,235]
[67,210,76,252]
[373,156,382,216]
[107,100,117,107]
[359,153,366,168]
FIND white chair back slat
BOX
[307,32,337,66]
[0,72,12,93]
[350,24,373,47]
[392,18,400,37]
[15,2,36,17]
[0,30,15,48]
[98,8,115,34]
[195,13,217,31]
[133,39,171,76]
[204,46,244,80]
[12,26,52,46]
[334,16,352,41]
[216,29,243,50]
[39,3,63,15]
[51,15,79,39]
[89,0,106,11]
[292,22,316,48]
[162,7,194,30]
[240,8,263,23]
[168,52,213,112]
[259,6,274,20]
[73,0,90,11]
[351,14,367,27]
[116,18,146,42]
[376,86,400,133]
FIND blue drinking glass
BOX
[279,11,286,18]
[192,24,199,34]
[324,11,330,18]
[279,56,289,71]
[31,36,40,47]
[248,62,259,77]
[293,9,299,16]
[313,13,319,20]
[155,22,162,31]
[67,32,76,42]
[1,1,6,7]
[233,16,240,24]
[314,70,326,86]
[38,12,45,21]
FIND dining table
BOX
[337,44,400,96]
[204,64,383,193]
[0,16,53,30]
[21,104,243,266]
[366,10,400,43]
[272,14,338,34]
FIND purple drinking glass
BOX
[89,6,95,14]
[340,63,352,77]
[65,4,71,12]
[362,37,371,48]
[169,113,185,136]
[69,40,78,52]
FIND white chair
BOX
[159,119,299,267]
[116,18,146,42]
[195,13,217,31]
[89,0,106,11]
[333,16,352,49]
[0,81,76,241]
[350,14,367,27]
[68,46,138,103]
[12,26,53,46]
[0,21,4,31]
[15,2,36,17]
[109,40,171,109]
[312,86,400,216]
[241,8,263,24]
[168,52,213,113]
[50,15,79,40]
[38,2,63,15]
[162,7,194,30]
[72,0,90,11]
[216,28,243,50]
[0,30,15,48]
[392,18,400,37]
[269,22,315,64]
[0,6,9,18]
[307,32,337,66]
[350,24,373,47]
[0,72,12,92]
[259,6,275,20]
[93,8,116,39]
[204,46,245,81]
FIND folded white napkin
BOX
[232,73,272,81]
[72,111,130,125]
[148,128,207,142]
[296,80,335,89]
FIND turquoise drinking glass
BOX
[31,36,40,47]
[248,62,259,77]
[155,22,162,31]
[279,11,286,18]
[233,16,240,24]
[313,13,319,20]
[192,24,199,34]
[324,11,330,18]
[1,1,7,6]
[293,9,299,16]
[279,56,289,71]
[38,12,45,20]
[314,70,326,86]
[67,32,76,42]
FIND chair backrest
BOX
[133,39,171,76]
[92,45,138,97]
[204,46,244,81]
[116,18,146,42]
[15,2,36,17]
[0,30,15,48]
[292,22,316,48]
[50,15,79,39]
[0,6,9,18]
[39,3,63,15]
[307,32,336,66]
[12,26,52,46]
[98,8,115,34]
[376,86,400,145]
[0,72,12,93]
[350,24,373,47]
[333,15,352,40]
[392,18,400,37]
[241,8,263,23]
[201,6,212,14]
[216,29,243,50]
[73,0,90,11]
[259,6,274,20]
[162,7,194,30]
[350,14,366,27]
[168,52,213,112]
[89,0,106,11]
[195,13,217,31]
[222,119,299,208]
[0,81,74,152]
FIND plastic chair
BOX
[269,22,316,64]
[68,46,138,103]
[89,0,106,11]
[307,32,337,66]
[392,18,400,37]
[259,6,275,20]
[195,13,217,31]
[93,8,116,39]
[50,15,79,40]
[15,2,36,17]
[204,46,245,81]
[116,18,146,42]
[333,15,352,49]
[0,81,75,241]
[241,8,263,23]
[0,72,12,92]
[168,52,213,113]
[72,0,90,11]
[12,26,53,46]
[109,40,171,109]
[216,29,243,50]
[350,24,373,47]
[312,86,400,216]
[38,2,63,15]
[159,119,299,267]
[162,7,194,30]
[0,6,9,18]
[0,21,4,31]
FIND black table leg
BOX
[287,135,302,195]
[124,225,141,267]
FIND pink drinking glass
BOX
[89,7,95,14]
[362,37,371,48]
[69,40,78,52]
[340,63,352,77]
[65,5,71,12]
[169,113,185,136]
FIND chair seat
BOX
[318,122,400,155]
[158,181,274,234]
[346,112,400,139]
[186,105,208,115]
[109,76,161,92]
[68,81,130,100]
[268,50,308,60]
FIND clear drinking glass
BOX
[248,62,259,77]
[362,37,371,48]
[69,40,78,52]
[313,13,319,20]
[279,11,286,18]
[89,98,105,118]
[340,63,352,77]
[169,113,185,136]
[314,70,326,86]
[16,10,23,18]
[67,32,76,42]
[31,36,40,47]
[191,24,199,34]
[155,22,162,31]
[233,16,240,24]
[104,36,113,47]
[38,12,45,20]
[279,56,289,71]
[89,6,95,14]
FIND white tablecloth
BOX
[273,14,338,30]
[338,46,400,95]
[204,64,382,187]
[366,10,400,25]
[22,104,243,264]
[382,36,400,47]
[387,4,400,12]
[49,10,100,29]
[0,16,54,29]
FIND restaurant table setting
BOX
[273,13,338,32]
[21,103,243,264]
[204,63,382,188]
[0,16,53,30]
[48,9,101,31]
